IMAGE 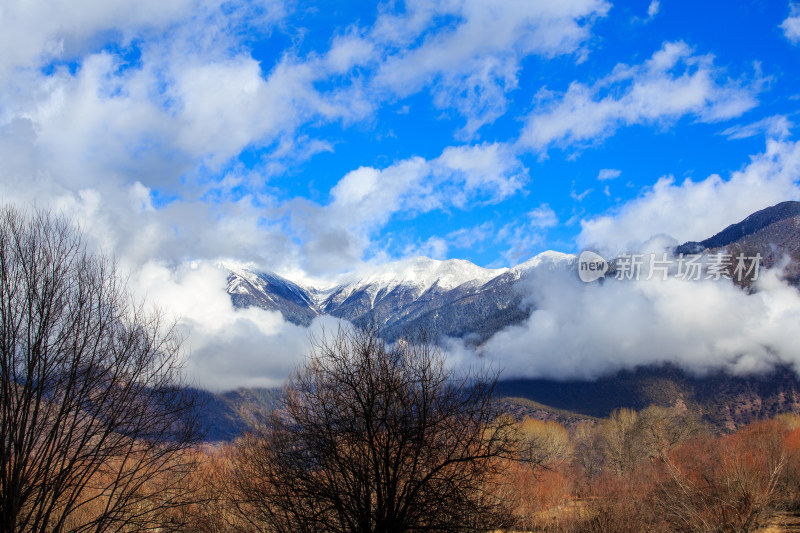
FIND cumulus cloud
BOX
[0,168,305,276]
[519,41,760,152]
[292,142,529,273]
[0,0,556,282]
[0,0,209,75]
[578,139,800,255]
[782,3,800,43]
[1,34,363,190]
[0,0,375,290]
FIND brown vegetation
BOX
[180,385,800,532]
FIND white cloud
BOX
[721,114,794,140]
[402,236,450,260]
[0,0,389,281]
[647,0,660,18]
[519,41,760,151]
[498,227,546,265]
[294,142,529,273]
[598,168,622,181]
[0,0,552,282]
[0,0,605,284]
[781,3,800,43]
[326,142,527,229]
[578,139,800,255]
[528,204,558,228]
[12,47,361,182]
[571,185,593,202]
[0,161,307,279]
[469,259,800,380]
[370,0,611,137]
[0,0,204,76]
[129,260,343,390]
[433,143,529,206]
[446,222,495,249]
[495,204,559,265]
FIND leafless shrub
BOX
[228,323,516,533]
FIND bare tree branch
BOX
[0,205,203,533]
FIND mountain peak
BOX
[516,250,576,269]
[319,257,507,309]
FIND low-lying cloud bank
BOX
[454,251,800,380]
[144,247,800,388]
[129,260,343,390]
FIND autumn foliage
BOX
[149,406,800,533]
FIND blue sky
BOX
[3,0,800,387]
[2,0,799,279]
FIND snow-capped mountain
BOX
[320,257,506,309]
[223,262,321,326]
[223,252,575,341]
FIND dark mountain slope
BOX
[497,364,800,431]
[676,200,800,254]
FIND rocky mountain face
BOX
[225,266,320,326]
[224,251,575,342]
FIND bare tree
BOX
[601,408,639,477]
[517,418,570,471]
[229,324,516,533]
[634,405,702,463]
[571,422,605,485]
[0,205,202,532]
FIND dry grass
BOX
[758,512,800,533]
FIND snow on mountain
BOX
[509,251,576,279]
[221,252,574,339]
[220,260,321,325]
[321,257,508,308]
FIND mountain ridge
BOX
[676,200,800,255]
[224,251,575,341]
[223,201,800,342]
